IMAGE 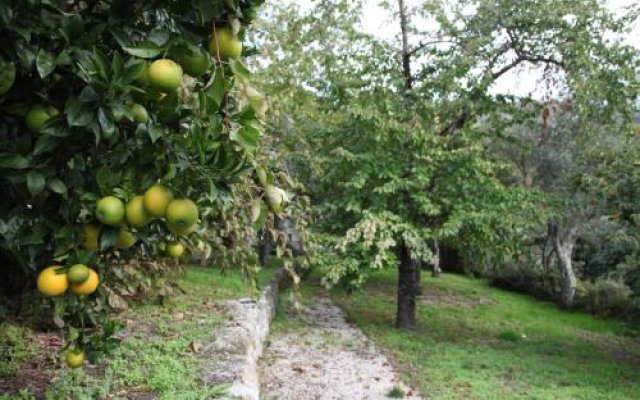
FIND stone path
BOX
[259,292,422,400]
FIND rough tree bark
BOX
[548,222,579,308]
[396,242,420,328]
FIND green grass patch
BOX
[0,323,38,378]
[333,270,640,400]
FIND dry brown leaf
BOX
[189,340,201,353]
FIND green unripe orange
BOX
[147,59,183,92]
[67,264,90,284]
[174,48,210,76]
[166,241,185,258]
[126,195,152,227]
[209,27,243,60]
[96,196,125,226]
[131,103,149,124]
[26,105,57,133]
[165,199,199,230]
[143,185,173,217]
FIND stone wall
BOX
[201,269,288,400]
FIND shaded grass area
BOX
[0,265,275,400]
[333,269,640,400]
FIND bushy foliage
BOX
[0,0,313,359]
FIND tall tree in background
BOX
[255,0,638,327]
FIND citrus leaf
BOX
[33,134,60,155]
[122,42,164,59]
[229,59,251,83]
[0,153,30,169]
[27,170,46,196]
[48,178,68,195]
[231,125,260,153]
[36,49,56,78]
[205,69,227,107]
[100,227,118,250]
[65,97,93,127]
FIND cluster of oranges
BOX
[36,185,199,367]
[22,26,243,137]
[36,264,99,369]
[90,185,198,258]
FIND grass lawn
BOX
[332,269,640,400]
[0,265,275,400]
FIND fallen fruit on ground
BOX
[147,59,183,92]
[166,199,199,229]
[82,224,100,251]
[143,185,173,217]
[209,27,243,60]
[36,266,68,297]
[65,349,85,369]
[96,196,125,226]
[126,195,152,227]
[67,264,90,284]
[70,268,99,295]
[166,241,185,258]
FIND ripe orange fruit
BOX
[147,59,183,92]
[70,268,99,295]
[166,241,185,258]
[82,224,100,251]
[96,196,125,226]
[67,264,90,284]
[165,199,198,230]
[125,195,152,227]
[209,27,243,60]
[143,185,173,217]
[65,349,85,368]
[36,266,68,297]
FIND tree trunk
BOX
[548,222,579,308]
[396,242,419,329]
[432,240,442,277]
[398,0,412,92]
[440,243,463,273]
[257,228,271,266]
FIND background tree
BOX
[255,0,638,327]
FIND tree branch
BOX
[407,39,457,57]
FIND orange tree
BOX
[0,0,297,362]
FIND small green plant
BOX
[387,385,405,398]
[0,323,37,378]
[497,330,521,342]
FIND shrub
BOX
[578,279,632,317]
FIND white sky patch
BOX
[283,0,639,99]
